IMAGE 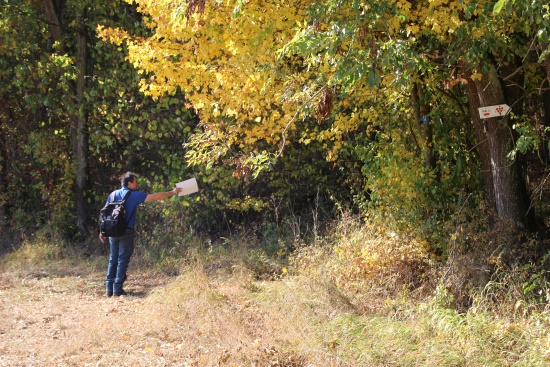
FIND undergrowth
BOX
[2,206,550,366]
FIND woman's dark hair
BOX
[121,171,139,187]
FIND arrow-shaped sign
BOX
[478,104,511,119]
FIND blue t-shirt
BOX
[105,187,148,228]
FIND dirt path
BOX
[0,265,325,367]
[0,270,194,367]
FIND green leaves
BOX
[508,119,542,161]
[493,0,508,14]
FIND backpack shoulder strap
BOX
[123,190,136,226]
[122,190,132,202]
[108,190,131,204]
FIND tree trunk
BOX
[542,86,550,164]
[43,0,64,52]
[542,52,550,163]
[0,120,7,228]
[44,0,90,237]
[544,49,550,86]
[465,62,534,230]
[411,83,437,172]
[464,69,497,212]
[75,11,90,236]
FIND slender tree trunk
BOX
[43,0,63,52]
[544,49,550,86]
[501,57,535,227]
[465,62,534,230]
[542,86,550,164]
[542,52,550,163]
[75,11,89,236]
[0,120,7,228]
[44,0,90,237]
[411,83,437,172]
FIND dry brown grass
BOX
[292,214,435,313]
[0,253,354,367]
[0,269,175,366]
[2,216,550,367]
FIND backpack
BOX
[99,190,133,237]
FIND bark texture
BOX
[466,63,534,230]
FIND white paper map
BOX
[176,178,199,196]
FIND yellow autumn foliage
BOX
[98,0,532,171]
[100,0,312,168]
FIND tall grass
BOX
[0,224,104,277]
[2,207,550,366]
[125,209,550,366]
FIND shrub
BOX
[292,213,434,312]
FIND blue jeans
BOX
[106,230,135,294]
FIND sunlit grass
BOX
[143,256,550,366]
[1,213,550,366]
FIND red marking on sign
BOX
[478,104,511,119]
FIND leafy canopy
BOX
[99,0,310,173]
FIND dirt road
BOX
[0,270,197,367]
[0,266,322,367]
